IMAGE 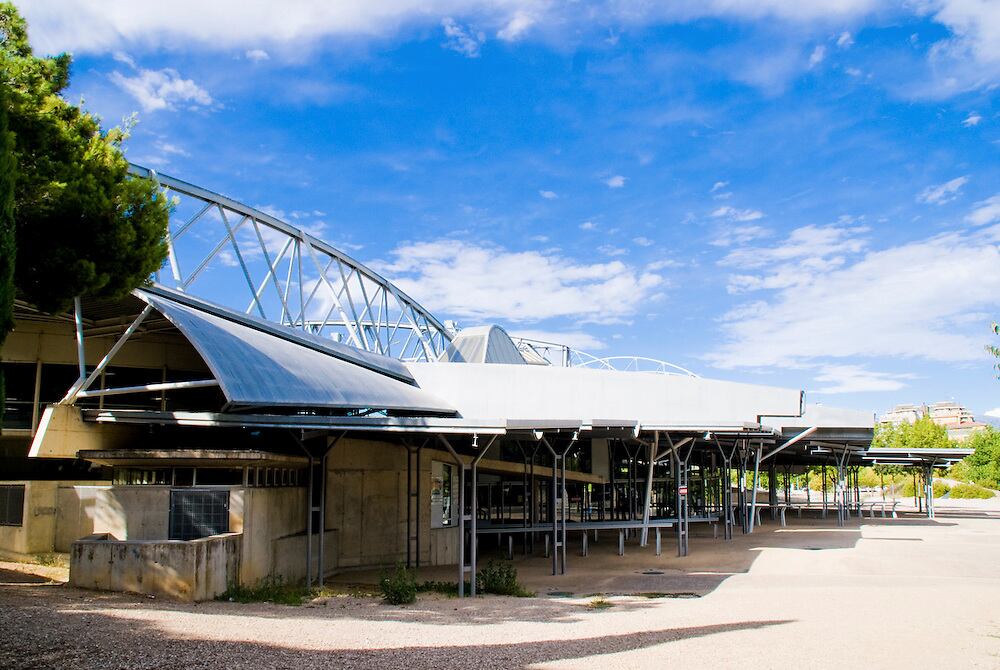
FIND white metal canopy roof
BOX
[406,362,804,426]
[864,448,973,465]
[135,288,455,414]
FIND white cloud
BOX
[963,112,983,127]
[245,48,270,61]
[710,181,729,193]
[836,31,854,48]
[579,221,597,231]
[811,364,914,394]
[598,245,628,257]
[21,1,884,56]
[808,45,826,68]
[719,223,868,293]
[646,258,685,271]
[155,140,189,157]
[967,194,1000,226]
[604,175,626,188]
[845,66,863,76]
[373,240,664,324]
[23,1,1000,98]
[110,58,214,112]
[986,407,1000,419]
[706,225,1000,370]
[633,236,654,247]
[719,223,866,267]
[441,17,484,57]
[497,10,534,41]
[909,1,1000,97]
[711,224,771,247]
[539,190,558,199]
[711,205,765,222]
[917,175,969,205]
[509,329,605,351]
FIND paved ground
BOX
[3,501,1000,669]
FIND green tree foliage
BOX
[964,428,1000,489]
[872,415,952,451]
[0,80,15,417]
[0,4,169,316]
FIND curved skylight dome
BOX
[438,325,527,365]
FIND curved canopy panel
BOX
[439,325,526,364]
[129,164,452,362]
[135,289,455,414]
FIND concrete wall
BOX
[325,437,459,572]
[3,317,206,370]
[55,485,171,549]
[238,486,317,585]
[0,480,58,558]
[70,532,241,602]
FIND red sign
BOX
[679,486,688,496]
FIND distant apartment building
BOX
[879,401,988,442]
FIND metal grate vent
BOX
[168,489,229,540]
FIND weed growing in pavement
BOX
[379,564,418,605]
[220,576,309,605]
[586,597,614,610]
[476,560,534,597]
[30,553,67,568]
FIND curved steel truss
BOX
[131,164,452,361]
[512,338,698,377]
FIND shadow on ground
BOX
[0,582,793,670]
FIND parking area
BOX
[3,500,1000,669]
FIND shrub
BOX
[948,459,972,483]
[476,560,533,597]
[379,564,417,605]
[948,482,995,499]
[900,479,950,498]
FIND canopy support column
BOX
[437,435,468,597]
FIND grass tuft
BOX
[586,596,614,610]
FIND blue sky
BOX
[20,1,1000,419]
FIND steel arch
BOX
[131,164,452,361]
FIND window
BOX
[0,485,25,526]
[168,489,230,540]
[431,461,454,528]
[1,363,36,430]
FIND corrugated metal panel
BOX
[135,290,455,414]
[142,284,416,383]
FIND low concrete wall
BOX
[70,532,241,602]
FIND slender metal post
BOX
[437,435,467,597]
[640,432,658,546]
[469,435,497,595]
[318,432,344,587]
[291,432,314,589]
[73,297,86,379]
[748,442,762,534]
[541,436,559,575]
